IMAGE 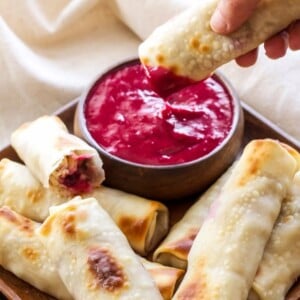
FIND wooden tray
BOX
[0,99,300,300]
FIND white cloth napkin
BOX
[0,0,299,150]
[0,0,139,149]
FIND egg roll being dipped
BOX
[11,115,105,196]
[173,139,298,300]
[139,0,300,83]
[37,197,162,300]
[153,164,234,269]
[0,206,72,300]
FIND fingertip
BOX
[264,32,288,59]
[211,0,259,34]
[210,9,229,34]
[235,48,258,67]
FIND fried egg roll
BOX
[0,158,169,255]
[11,116,105,196]
[173,139,297,300]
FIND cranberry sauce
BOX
[84,61,234,165]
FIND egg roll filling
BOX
[53,153,97,194]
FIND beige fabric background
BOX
[0,0,299,150]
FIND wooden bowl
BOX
[74,59,244,201]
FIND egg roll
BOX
[173,139,298,300]
[140,258,184,300]
[139,0,300,82]
[37,197,163,300]
[0,206,71,300]
[249,171,300,300]
[0,203,175,300]
[89,186,169,255]
[11,115,105,196]
[153,164,233,269]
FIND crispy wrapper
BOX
[153,164,234,269]
[173,139,298,300]
[140,257,184,300]
[89,187,169,255]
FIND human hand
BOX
[210,0,300,66]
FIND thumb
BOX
[210,0,260,34]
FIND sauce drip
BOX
[144,66,195,97]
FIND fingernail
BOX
[210,10,228,34]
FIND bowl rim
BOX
[77,58,243,170]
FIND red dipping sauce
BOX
[84,61,234,166]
